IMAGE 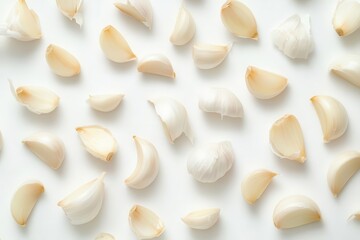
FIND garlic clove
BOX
[149,97,193,144]
[23,132,65,170]
[333,0,360,37]
[327,151,360,197]
[192,43,232,69]
[0,0,41,41]
[272,14,313,59]
[56,0,83,26]
[137,54,175,78]
[349,212,360,221]
[76,125,117,162]
[11,180,44,226]
[45,44,81,77]
[182,208,220,230]
[273,195,321,229]
[198,87,243,118]
[125,136,159,189]
[114,0,153,29]
[129,204,165,239]
[95,233,115,240]
[187,141,234,183]
[99,25,136,63]
[170,5,196,45]
[330,54,360,87]
[221,0,258,39]
[241,169,277,204]
[269,114,306,163]
[311,95,348,143]
[245,66,288,99]
[58,172,106,225]
[88,93,124,112]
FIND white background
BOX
[0,0,360,239]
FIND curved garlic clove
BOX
[137,54,175,78]
[170,5,196,45]
[245,66,288,99]
[198,87,243,118]
[114,0,153,29]
[149,97,193,144]
[76,125,117,161]
[273,195,321,229]
[241,169,277,204]
[95,233,115,240]
[182,208,220,230]
[56,0,83,26]
[99,25,136,63]
[11,180,44,226]
[23,132,65,170]
[327,151,360,197]
[0,0,41,41]
[88,93,124,112]
[129,204,165,239]
[58,172,106,225]
[46,44,81,77]
[9,80,60,114]
[192,43,232,69]
[333,0,360,37]
[272,14,313,59]
[269,114,306,163]
[330,54,360,87]
[125,136,159,189]
[221,0,258,39]
[187,141,234,183]
[310,95,348,143]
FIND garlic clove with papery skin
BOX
[182,208,220,230]
[56,0,83,26]
[88,93,124,112]
[192,43,232,69]
[170,5,196,45]
[114,0,153,29]
[330,54,360,87]
[137,54,175,78]
[333,0,360,37]
[46,44,81,77]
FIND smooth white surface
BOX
[0,0,360,239]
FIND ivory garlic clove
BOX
[182,208,220,230]
[46,44,81,77]
[95,233,115,240]
[56,0,83,25]
[333,0,360,37]
[88,93,124,112]
[137,54,175,78]
[114,0,153,29]
[330,54,360,87]
[192,43,232,69]
[170,5,196,45]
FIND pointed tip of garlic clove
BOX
[137,54,176,79]
[170,6,196,46]
[332,0,360,37]
[46,44,81,77]
[114,0,153,29]
[192,43,232,69]
[181,208,220,229]
[330,54,360,88]
[56,0,83,25]
[88,93,124,112]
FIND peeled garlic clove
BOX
[149,97,193,144]
[170,5,196,45]
[198,87,243,118]
[129,204,165,239]
[349,212,360,221]
[23,132,65,169]
[333,0,360,37]
[11,181,44,226]
[95,233,115,240]
[221,0,258,39]
[187,141,234,183]
[99,25,136,63]
[192,43,232,69]
[273,195,321,229]
[56,0,83,26]
[245,66,288,99]
[137,54,175,78]
[269,114,306,163]
[241,169,277,204]
[46,44,81,77]
[58,172,106,225]
[272,14,313,59]
[88,93,124,112]
[0,0,41,41]
[311,95,348,143]
[330,54,360,87]
[114,0,153,29]
[182,208,220,230]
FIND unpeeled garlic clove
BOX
[56,0,83,26]
[273,195,321,229]
[11,180,44,226]
[95,233,115,240]
[170,5,196,45]
[23,132,65,170]
[333,0,360,37]
[138,54,175,78]
[192,43,232,69]
[129,204,165,239]
[99,25,136,63]
[311,95,348,143]
[221,0,258,39]
[88,93,124,112]
[0,0,41,41]
[245,66,288,99]
[269,114,306,163]
[125,136,159,189]
[187,141,234,183]
[58,172,106,225]
[114,0,153,29]
[198,87,243,118]
[182,208,220,230]
[46,44,81,77]
[330,54,360,87]
[241,169,277,204]
[149,97,193,144]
